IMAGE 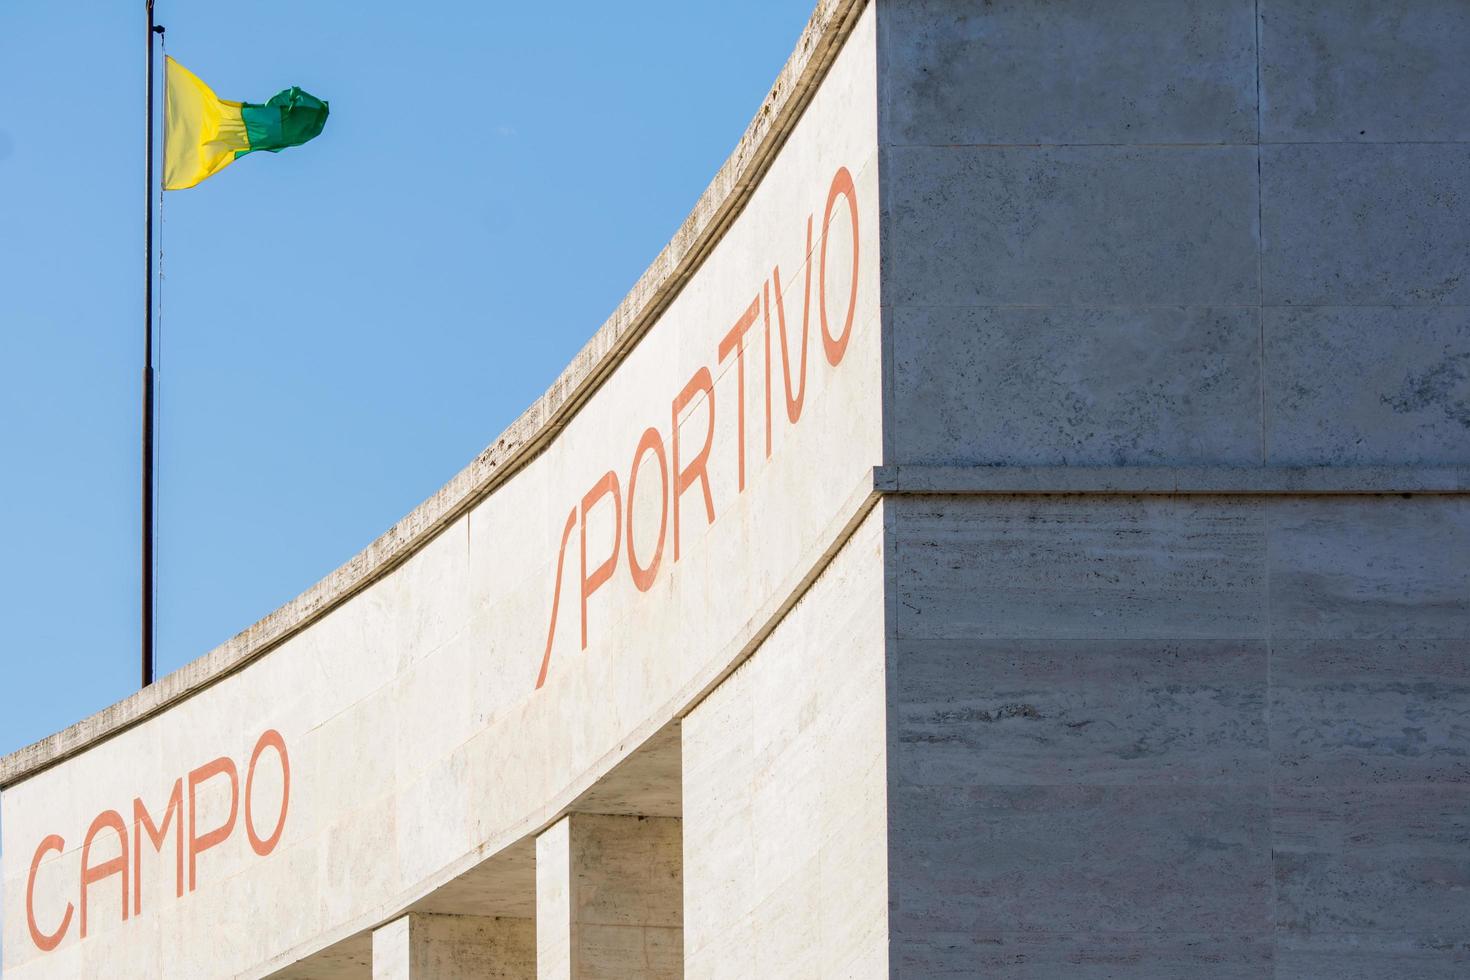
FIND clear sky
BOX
[0,0,813,759]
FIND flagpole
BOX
[143,0,158,688]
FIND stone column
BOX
[372,912,534,980]
[535,813,683,979]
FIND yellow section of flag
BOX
[163,57,249,191]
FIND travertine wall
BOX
[682,508,888,979]
[887,495,1468,976]
[879,0,1469,470]
[877,0,1470,976]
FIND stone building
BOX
[4,1,1467,977]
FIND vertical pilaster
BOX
[535,813,683,979]
[372,912,534,980]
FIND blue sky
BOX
[0,0,812,758]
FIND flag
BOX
[164,57,329,191]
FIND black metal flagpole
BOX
[143,0,160,688]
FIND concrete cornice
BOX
[0,0,870,791]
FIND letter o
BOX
[819,165,860,367]
[626,426,669,592]
[244,730,290,857]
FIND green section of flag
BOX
[237,88,330,161]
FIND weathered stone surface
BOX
[897,933,1276,979]
[881,0,1257,145]
[1260,0,1470,142]
[885,145,1260,307]
[892,306,1262,466]
[535,813,684,980]
[893,496,1267,640]
[1266,498,1470,639]
[1261,143,1470,306]
[371,914,534,980]
[892,784,1272,937]
[682,509,889,980]
[1270,639,1470,786]
[1265,306,1470,466]
[894,638,1269,786]
[1274,786,1470,943]
[1274,937,1470,980]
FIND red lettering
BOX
[132,779,183,915]
[535,164,861,694]
[770,216,814,424]
[762,280,773,459]
[187,757,238,892]
[80,810,128,938]
[671,367,716,561]
[245,730,290,856]
[535,507,579,689]
[820,166,859,366]
[718,296,760,492]
[579,471,623,649]
[29,730,290,953]
[27,834,72,952]
[626,426,669,592]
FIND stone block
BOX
[886,145,1260,306]
[1274,938,1470,979]
[881,0,1258,145]
[1264,306,1470,465]
[1260,0,1470,142]
[893,638,1269,786]
[892,305,1263,466]
[897,932,1275,979]
[893,496,1267,640]
[1266,498,1470,639]
[892,784,1271,937]
[1273,786,1470,941]
[1270,639,1470,786]
[1261,143,1470,305]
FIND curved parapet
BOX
[3,1,880,975]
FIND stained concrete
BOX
[884,145,1260,308]
[1265,307,1470,466]
[371,914,533,980]
[536,814,684,980]
[1261,143,1470,307]
[879,0,1258,146]
[1260,0,1470,143]
[892,306,1263,466]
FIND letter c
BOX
[27,834,73,952]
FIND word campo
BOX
[26,729,290,953]
[536,165,860,689]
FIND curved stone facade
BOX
[4,2,1468,977]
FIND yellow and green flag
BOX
[164,57,328,191]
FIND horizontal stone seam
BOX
[883,140,1470,148]
[872,465,1470,496]
[885,304,1470,310]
